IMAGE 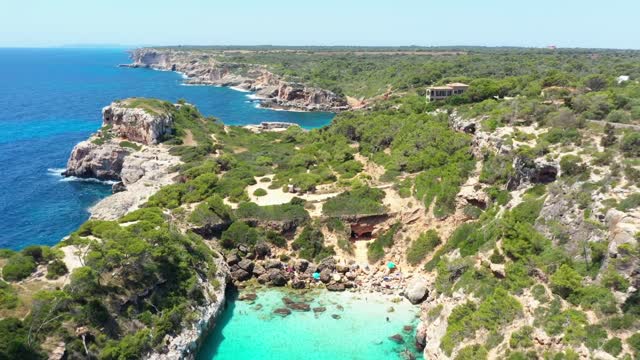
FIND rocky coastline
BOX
[124,48,349,112]
[61,100,230,359]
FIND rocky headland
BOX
[125,48,349,112]
[63,99,181,219]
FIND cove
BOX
[198,288,421,360]
[0,48,334,250]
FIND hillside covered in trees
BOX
[1,47,640,359]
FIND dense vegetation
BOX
[2,46,640,359]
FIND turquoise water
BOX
[198,289,421,360]
[0,48,334,250]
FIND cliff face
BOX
[103,104,173,145]
[62,141,129,180]
[63,101,174,181]
[128,48,349,112]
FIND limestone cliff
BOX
[127,48,349,112]
[103,102,173,145]
[63,100,174,181]
[62,140,129,181]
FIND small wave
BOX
[47,168,116,185]
[245,94,264,101]
[229,86,251,93]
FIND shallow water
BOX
[0,48,334,250]
[198,288,421,360]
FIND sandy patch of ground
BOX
[245,175,342,211]
[183,129,197,146]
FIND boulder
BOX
[292,280,306,289]
[295,259,309,272]
[313,306,326,313]
[331,314,341,320]
[319,268,332,283]
[254,242,271,259]
[231,269,251,282]
[226,252,241,266]
[265,260,282,269]
[63,141,129,181]
[112,181,127,194]
[287,302,311,312]
[237,259,254,273]
[317,257,336,272]
[252,264,266,277]
[389,334,405,344]
[414,323,427,351]
[326,283,346,292]
[257,273,270,284]
[268,269,288,286]
[238,293,257,301]
[404,276,429,305]
[273,308,292,317]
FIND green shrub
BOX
[291,224,335,261]
[367,223,400,263]
[550,264,583,298]
[322,185,386,217]
[2,254,37,281]
[189,195,235,227]
[627,333,640,358]
[253,188,268,197]
[0,318,42,359]
[441,288,521,355]
[560,155,585,177]
[0,280,18,309]
[265,230,287,248]
[601,266,630,291]
[620,131,640,157]
[21,245,45,263]
[406,230,441,265]
[509,326,534,349]
[220,222,260,249]
[236,201,309,224]
[617,193,640,211]
[602,337,622,356]
[119,141,142,151]
[480,153,513,185]
[454,344,488,360]
[46,259,68,280]
[583,324,608,349]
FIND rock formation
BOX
[127,48,349,112]
[62,141,129,180]
[103,103,173,145]
[63,101,175,182]
[63,100,181,220]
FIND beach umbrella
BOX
[312,272,321,280]
[387,262,396,269]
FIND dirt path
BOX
[354,240,372,266]
[183,129,197,146]
[587,119,640,130]
[354,153,386,183]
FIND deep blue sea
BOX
[0,48,334,250]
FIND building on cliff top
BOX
[426,82,469,101]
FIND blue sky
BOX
[0,0,638,48]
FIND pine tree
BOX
[601,123,616,147]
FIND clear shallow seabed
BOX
[198,288,421,360]
[0,48,334,250]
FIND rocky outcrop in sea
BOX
[63,100,181,219]
[126,48,349,112]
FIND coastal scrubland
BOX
[1,47,640,359]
